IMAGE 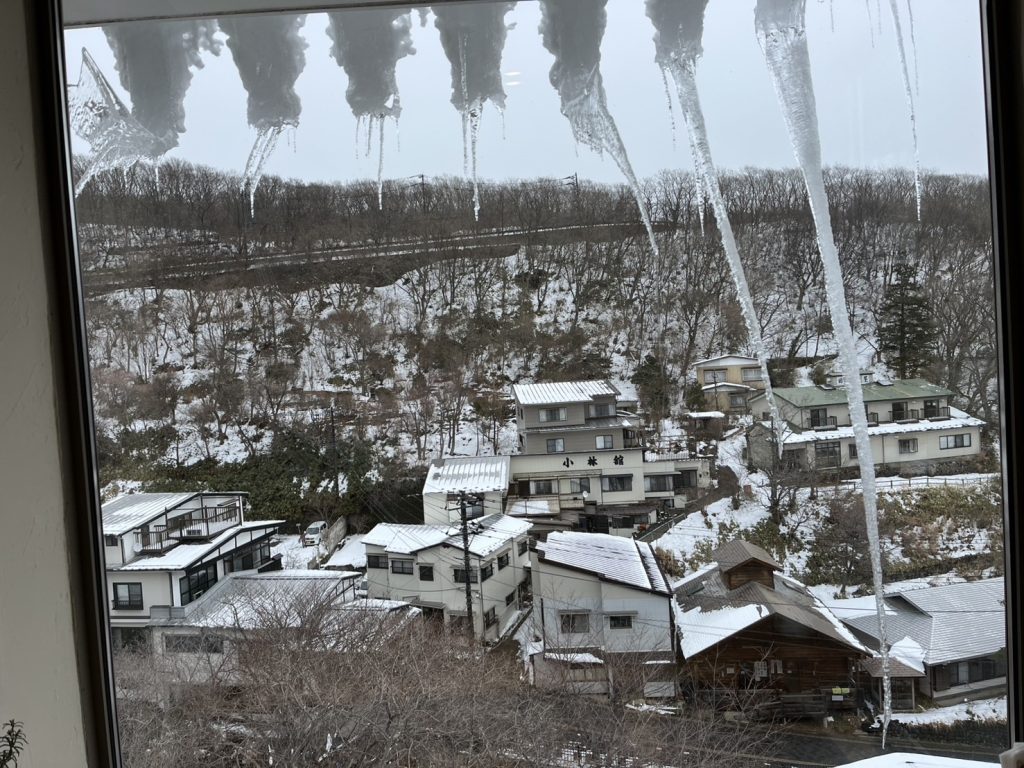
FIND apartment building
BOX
[362,514,532,642]
[746,379,984,473]
[693,354,767,414]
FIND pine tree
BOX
[877,262,936,379]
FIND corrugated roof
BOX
[362,515,531,558]
[711,540,783,573]
[422,455,510,495]
[512,380,619,406]
[751,379,954,408]
[102,492,198,536]
[842,578,1005,666]
[775,408,985,445]
[537,532,671,595]
[674,553,869,659]
[693,354,760,367]
[115,520,282,571]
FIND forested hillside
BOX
[76,161,995,524]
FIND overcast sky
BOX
[64,0,988,187]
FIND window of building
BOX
[497,552,510,570]
[164,633,224,655]
[674,470,698,490]
[480,563,494,581]
[814,441,841,468]
[644,475,673,492]
[596,434,614,449]
[741,367,762,381]
[484,607,497,627]
[849,443,858,459]
[609,615,633,630]
[546,438,565,453]
[703,369,726,384]
[729,393,746,408]
[367,554,388,569]
[809,407,829,427]
[226,539,273,573]
[112,582,142,610]
[940,433,972,449]
[453,568,479,584]
[600,475,633,492]
[530,479,555,495]
[899,438,919,454]
[570,477,591,494]
[518,539,529,556]
[180,562,217,606]
[391,559,414,575]
[505,591,515,606]
[419,565,434,581]
[589,403,612,418]
[539,407,567,423]
[104,534,118,547]
[560,613,590,634]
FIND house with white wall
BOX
[102,492,282,650]
[422,454,510,525]
[362,514,532,642]
[529,531,676,698]
[508,380,710,536]
[746,379,984,474]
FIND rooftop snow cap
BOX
[512,379,619,406]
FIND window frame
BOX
[898,438,919,455]
[560,612,590,634]
[111,582,142,611]
[538,407,567,423]
[418,564,434,581]
[600,475,633,493]
[390,559,414,575]
[24,1,1024,761]
[546,437,565,454]
[595,434,614,450]
[366,553,388,569]
[608,615,633,630]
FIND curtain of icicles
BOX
[69,0,928,741]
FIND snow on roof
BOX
[712,539,782,572]
[700,382,753,392]
[507,498,560,517]
[115,520,282,571]
[772,408,985,445]
[339,598,413,612]
[102,492,198,536]
[752,378,955,408]
[842,578,1005,667]
[362,523,450,555]
[835,755,996,768]
[512,380,619,406]
[163,570,359,629]
[537,532,671,595]
[685,410,726,419]
[363,515,531,558]
[889,636,927,674]
[693,354,760,367]
[678,602,767,658]
[422,455,510,495]
[325,534,366,570]
[545,652,604,664]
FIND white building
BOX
[529,531,676,697]
[508,380,711,536]
[102,492,282,649]
[362,514,532,642]
[422,454,510,525]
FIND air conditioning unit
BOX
[185,528,203,537]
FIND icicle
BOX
[459,32,471,176]
[905,0,919,95]
[354,115,362,161]
[365,113,373,158]
[876,0,883,36]
[241,123,284,219]
[541,0,659,257]
[887,0,922,220]
[469,102,482,221]
[830,0,835,34]
[393,114,402,152]
[755,0,891,744]
[864,0,876,47]
[154,161,160,192]
[376,115,385,211]
[660,67,677,151]
[647,0,784,446]
[498,104,506,141]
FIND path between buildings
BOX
[638,466,739,543]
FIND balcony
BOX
[134,528,176,553]
[889,408,921,423]
[807,415,838,430]
[166,503,241,540]
[111,598,143,611]
[924,405,951,419]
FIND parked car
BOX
[302,520,328,547]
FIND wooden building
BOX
[675,540,871,717]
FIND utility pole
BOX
[459,491,475,639]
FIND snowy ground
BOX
[893,696,1006,726]
[271,535,322,570]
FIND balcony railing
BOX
[924,406,951,419]
[166,504,240,540]
[808,415,838,429]
[889,408,921,422]
[111,598,143,611]
[134,528,175,553]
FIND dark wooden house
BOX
[675,540,870,716]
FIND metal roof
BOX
[114,520,282,571]
[711,540,783,572]
[692,354,760,367]
[422,455,510,495]
[750,379,954,408]
[841,578,1005,666]
[537,532,671,595]
[102,492,199,536]
[512,380,619,406]
[362,515,531,558]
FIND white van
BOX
[302,520,328,547]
